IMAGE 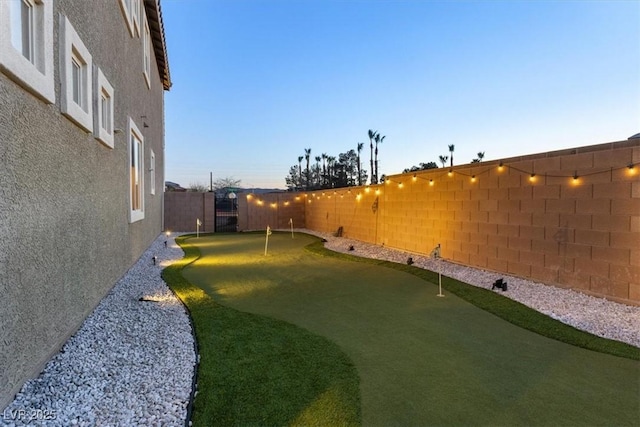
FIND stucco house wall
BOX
[0,0,170,408]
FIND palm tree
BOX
[327,155,336,187]
[368,129,376,184]
[448,144,455,167]
[314,155,321,188]
[304,148,311,189]
[374,133,385,184]
[356,142,364,186]
[439,155,449,168]
[297,155,303,189]
[321,153,327,187]
[477,151,485,162]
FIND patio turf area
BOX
[171,232,639,426]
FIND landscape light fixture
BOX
[492,278,508,291]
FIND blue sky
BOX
[162,0,639,189]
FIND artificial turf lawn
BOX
[167,232,640,426]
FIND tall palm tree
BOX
[439,155,449,168]
[304,148,311,189]
[314,155,321,188]
[368,129,376,184]
[448,144,455,167]
[477,151,485,162]
[297,155,303,189]
[374,133,385,184]
[327,155,336,187]
[356,142,364,186]
[321,153,327,187]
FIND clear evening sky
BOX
[162,0,639,190]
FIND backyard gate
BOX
[214,191,238,232]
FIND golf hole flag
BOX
[264,225,272,255]
[289,218,294,238]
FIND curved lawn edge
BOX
[304,239,640,361]
[161,234,361,427]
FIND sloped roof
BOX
[144,0,171,90]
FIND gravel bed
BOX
[296,229,640,349]
[2,234,195,427]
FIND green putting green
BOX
[179,232,639,426]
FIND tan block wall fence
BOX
[234,140,640,305]
[164,192,216,232]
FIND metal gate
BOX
[214,192,238,232]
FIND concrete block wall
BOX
[238,193,306,231]
[247,140,639,305]
[164,192,215,232]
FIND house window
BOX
[60,15,93,132]
[71,54,84,108]
[93,67,114,148]
[10,0,35,63]
[118,0,139,37]
[150,150,156,195]
[143,11,151,88]
[0,0,55,103]
[101,93,110,131]
[129,118,145,222]
[131,0,140,36]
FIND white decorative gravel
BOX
[2,228,638,425]
[2,234,195,427]
[299,229,640,349]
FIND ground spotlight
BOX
[492,278,508,291]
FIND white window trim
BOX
[93,67,115,148]
[150,150,156,195]
[118,0,135,37]
[131,0,140,36]
[129,117,145,223]
[0,0,55,103]
[59,14,93,133]
[142,10,151,89]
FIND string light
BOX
[248,160,633,210]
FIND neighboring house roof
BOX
[628,133,640,140]
[144,0,171,90]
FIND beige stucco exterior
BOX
[0,0,170,408]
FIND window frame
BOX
[119,0,135,37]
[93,67,115,148]
[128,117,145,223]
[0,0,55,103]
[150,150,156,196]
[142,10,151,89]
[59,15,93,132]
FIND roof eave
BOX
[144,0,172,90]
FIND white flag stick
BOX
[289,218,294,238]
[196,218,201,238]
[264,225,271,255]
